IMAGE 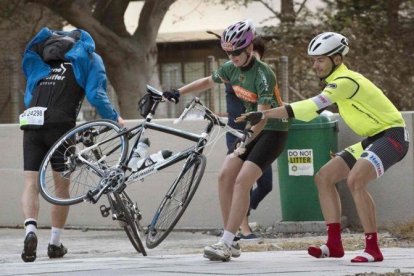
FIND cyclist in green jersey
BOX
[237,32,409,263]
[163,19,290,262]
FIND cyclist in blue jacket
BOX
[22,27,119,121]
[20,27,124,262]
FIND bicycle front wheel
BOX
[110,191,147,256]
[39,120,128,206]
[146,154,206,249]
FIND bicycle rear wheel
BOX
[146,154,206,249]
[39,120,128,206]
[109,191,147,256]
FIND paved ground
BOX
[1,228,414,275]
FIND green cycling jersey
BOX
[212,58,290,131]
[290,64,405,137]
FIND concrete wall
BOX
[1,112,413,230]
[336,112,414,227]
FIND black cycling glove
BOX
[243,111,264,126]
[163,89,180,104]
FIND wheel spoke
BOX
[39,120,127,205]
[146,155,206,249]
[113,192,146,255]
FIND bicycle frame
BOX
[73,85,246,204]
[124,96,245,184]
[124,121,210,184]
[76,109,215,204]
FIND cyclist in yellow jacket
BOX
[237,32,409,263]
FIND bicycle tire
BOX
[39,119,128,206]
[146,154,206,249]
[111,191,147,256]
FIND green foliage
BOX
[319,0,414,110]
[0,0,62,32]
[261,0,414,109]
[321,0,390,33]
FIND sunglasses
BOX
[225,48,245,57]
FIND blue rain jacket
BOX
[22,27,119,121]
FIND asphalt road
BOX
[1,228,413,275]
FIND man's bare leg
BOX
[348,159,383,262]
[308,157,349,258]
[21,171,40,262]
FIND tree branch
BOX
[134,0,176,49]
[27,0,135,54]
[295,0,308,16]
[93,0,113,20]
[94,0,130,37]
[256,0,279,18]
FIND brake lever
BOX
[231,124,253,158]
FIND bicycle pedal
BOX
[99,205,110,217]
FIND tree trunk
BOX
[387,0,402,37]
[280,0,296,25]
[104,50,153,119]
[27,0,175,118]
[91,31,158,118]
[0,0,62,123]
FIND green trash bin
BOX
[277,114,338,221]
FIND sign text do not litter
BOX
[287,149,314,176]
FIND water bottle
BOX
[128,137,150,171]
[139,150,173,170]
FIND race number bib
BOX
[19,107,47,127]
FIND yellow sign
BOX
[287,149,314,176]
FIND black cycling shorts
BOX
[23,127,71,172]
[233,130,288,172]
[337,127,409,177]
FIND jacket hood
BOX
[26,27,96,54]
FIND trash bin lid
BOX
[290,114,338,129]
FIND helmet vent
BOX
[237,39,246,47]
[323,33,334,40]
[312,43,321,52]
[220,19,255,51]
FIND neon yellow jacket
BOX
[290,64,404,137]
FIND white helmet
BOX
[308,32,349,56]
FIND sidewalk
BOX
[1,228,413,275]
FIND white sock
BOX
[220,230,235,247]
[50,227,63,246]
[24,218,37,236]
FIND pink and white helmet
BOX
[221,20,255,52]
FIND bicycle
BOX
[38,85,252,255]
